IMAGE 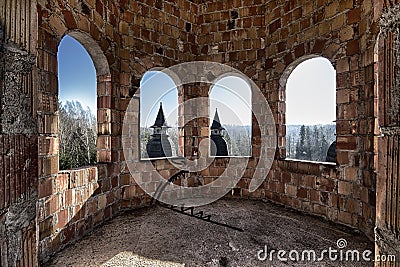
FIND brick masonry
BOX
[0,134,38,267]
[194,0,378,239]
[1,0,399,266]
[375,2,400,266]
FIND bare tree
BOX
[59,100,97,170]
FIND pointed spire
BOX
[211,108,223,130]
[210,108,228,156]
[151,102,168,128]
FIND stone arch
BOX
[57,31,112,164]
[36,6,116,259]
[131,58,184,92]
[208,73,252,157]
[279,55,336,161]
[66,31,110,76]
[47,6,111,76]
[279,54,323,91]
[134,62,184,113]
[48,10,92,42]
[141,66,184,95]
[138,69,181,159]
[133,62,188,158]
[36,5,116,181]
[48,14,68,39]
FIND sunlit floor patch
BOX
[47,199,374,267]
[100,252,184,267]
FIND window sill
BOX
[211,156,252,158]
[140,155,252,160]
[278,158,338,177]
[139,156,184,161]
[282,158,338,168]
[59,165,98,173]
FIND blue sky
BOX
[210,76,252,126]
[58,35,97,114]
[58,36,336,126]
[140,71,178,127]
[139,73,252,128]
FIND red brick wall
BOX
[0,135,38,208]
[375,2,400,265]
[38,167,103,258]
[0,0,389,265]
[195,0,378,239]
[36,0,200,262]
[34,0,382,262]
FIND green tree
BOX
[305,126,312,160]
[296,125,306,159]
[288,124,335,162]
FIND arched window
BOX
[209,76,252,157]
[285,57,336,162]
[58,35,97,170]
[140,71,179,159]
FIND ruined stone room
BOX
[0,0,400,266]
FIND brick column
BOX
[0,1,39,266]
[375,6,400,265]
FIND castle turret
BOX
[146,103,172,158]
[210,109,228,156]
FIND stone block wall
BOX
[38,167,98,260]
[0,134,38,267]
[375,1,400,266]
[35,0,200,262]
[0,0,39,266]
[195,0,378,239]
[1,0,397,265]
[35,0,381,256]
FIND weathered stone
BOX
[0,0,397,266]
[5,195,37,266]
[1,45,37,136]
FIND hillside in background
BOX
[286,124,336,162]
[59,100,97,170]
[140,124,252,158]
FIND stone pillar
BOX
[1,44,37,135]
[375,5,400,266]
[0,1,39,265]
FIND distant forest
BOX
[141,125,334,160]
[59,103,335,165]
[223,125,251,156]
[140,125,252,158]
[286,124,336,162]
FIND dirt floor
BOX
[46,199,374,267]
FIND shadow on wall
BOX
[0,21,39,267]
[38,166,103,263]
[38,164,154,263]
[39,29,151,263]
